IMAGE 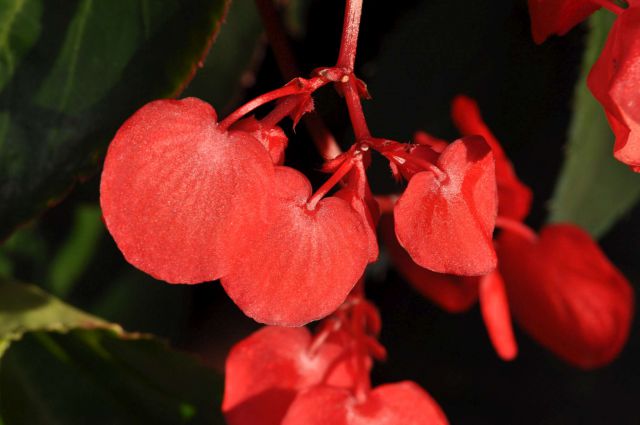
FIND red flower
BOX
[393,136,498,276]
[498,224,634,369]
[221,166,369,326]
[527,0,600,44]
[100,98,275,284]
[451,96,532,221]
[588,2,640,172]
[281,382,449,425]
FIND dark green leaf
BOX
[0,282,224,425]
[0,0,229,240]
[548,11,640,237]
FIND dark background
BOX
[5,0,640,423]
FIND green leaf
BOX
[0,281,224,425]
[548,11,640,237]
[0,0,229,240]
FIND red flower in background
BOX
[588,1,640,172]
[224,298,449,425]
[527,0,601,44]
[383,95,634,367]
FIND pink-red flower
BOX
[588,1,640,172]
[384,95,634,367]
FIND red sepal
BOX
[380,215,478,313]
[100,98,275,284]
[231,116,288,165]
[498,224,634,369]
[588,4,640,172]
[527,0,600,44]
[221,167,369,326]
[394,136,498,276]
[223,327,362,425]
[451,95,532,220]
[479,270,518,361]
[282,382,449,425]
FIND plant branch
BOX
[337,0,364,71]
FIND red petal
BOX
[100,98,275,284]
[231,116,288,165]
[451,95,532,221]
[221,167,369,326]
[335,160,380,262]
[394,136,498,276]
[498,224,634,369]
[380,215,479,313]
[479,270,518,361]
[282,382,449,425]
[527,0,600,44]
[223,326,357,425]
[588,4,640,171]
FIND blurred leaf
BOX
[0,0,230,240]
[46,203,103,297]
[0,282,224,425]
[184,0,264,112]
[548,11,640,237]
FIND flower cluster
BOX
[223,294,449,425]
[529,0,640,171]
[382,95,634,368]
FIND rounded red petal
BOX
[223,326,354,425]
[100,98,275,284]
[498,224,634,369]
[394,136,497,276]
[380,215,479,313]
[527,0,600,44]
[451,95,532,221]
[221,167,369,326]
[282,382,449,425]
[588,4,640,171]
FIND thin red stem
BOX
[337,0,364,71]
[342,77,371,140]
[260,96,299,128]
[307,155,357,209]
[495,217,537,242]
[219,77,326,130]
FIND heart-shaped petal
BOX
[282,382,449,425]
[527,0,600,44]
[587,4,640,171]
[100,98,275,284]
[221,166,369,326]
[451,95,532,220]
[223,326,360,425]
[498,224,634,369]
[380,215,478,313]
[394,136,497,276]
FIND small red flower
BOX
[281,382,449,425]
[393,136,498,276]
[527,0,601,44]
[221,166,369,326]
[223,326,365,425]
[498,224,634,369]
[588,2,640,172]
[232,116,289,165]
[100,98,275,284]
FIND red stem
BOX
[342,77,371,140]
[337,0,364,71]
[307,155,357,209]
[219,77,326,130]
